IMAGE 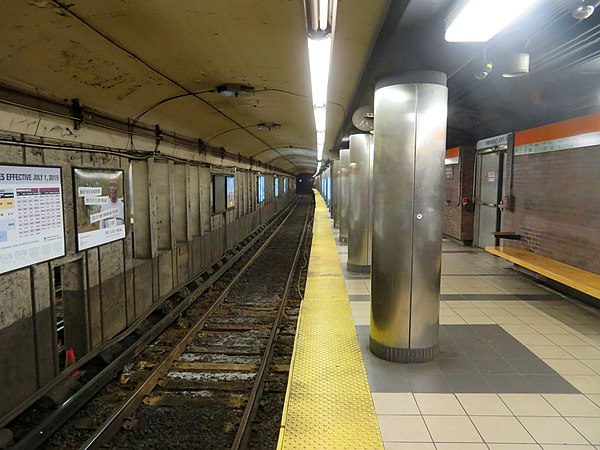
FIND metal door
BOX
[475,151,503,248]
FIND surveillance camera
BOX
[475,62,493,80]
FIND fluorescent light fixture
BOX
[310,0,319,31]
[317,131,326,146]
[445,0,539,42]
[317,142,324,161]
[314,107,326,132]
[319,0,328,30]
[315,160,322,175]
[309,0,335,33]
[306,2,337,171]
[307,37,331,108]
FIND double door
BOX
[474,151,503,248]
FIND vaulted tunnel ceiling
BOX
[1,1,600,175]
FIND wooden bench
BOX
[485,246,600,300]
[492,231,522,241]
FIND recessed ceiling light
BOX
[445,0,540,42]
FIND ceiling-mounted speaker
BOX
[572,0,595,19]
[351,105,374,132]
[502,53,530,78]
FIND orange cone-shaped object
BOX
[65,348,80,378]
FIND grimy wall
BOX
[0,101,295,418]
[443,146,475,243]
[501,113,600,275]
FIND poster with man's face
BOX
[73,168,126,251]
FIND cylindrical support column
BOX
[348,134,373,273]
[339,149,350,243]
[332,160,340,227]
[370,71,448,363]
[325,167,331,206]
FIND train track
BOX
[10,194,313,449]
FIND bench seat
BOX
[485,246,600,300]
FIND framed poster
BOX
[212,174,235,214]
[73,168,126,251]
[274,177,279,197]
[226,176,235,208]
[0,164,65,275]
[257,175,266,203]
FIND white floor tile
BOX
[384,443,435,450]
[565,417,600,445]
[414,393,465,415]
[373,393,420,415]
[518,416,588,445]
[562,375,600,394]
[544,359,598,376]
[542,394,600,417]
[378,415,431,442]
[487,445,542,450]
[498,394,559,416]
[471,416,535,444]
[423,415,482,443]
[457,393,513,416]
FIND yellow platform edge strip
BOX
[277,191,383,450]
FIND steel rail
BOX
[78,201,301,450]
[11,200,297,450]
[231,196,314,450]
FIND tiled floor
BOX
[331,226,600,449]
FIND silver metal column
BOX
[339,149,350,243]
[348,134,373,273]
[332,160,340,227]
[370,71,448,363]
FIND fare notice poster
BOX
[73,168,126,251]
[0,164,65,275]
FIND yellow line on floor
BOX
[277,191,383,449]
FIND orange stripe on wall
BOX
[515,112,600,146]
[446,147,460,158]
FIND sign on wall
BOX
[257,176,266,203]
[73,168,126,251]
[0,164,65,274]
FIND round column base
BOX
[347,262,371,274]
[369,336,438,363]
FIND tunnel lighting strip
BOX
[306,0,337,175]
[445,0,540,42]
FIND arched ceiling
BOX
[1,1,599,175]
[0,0,390,175]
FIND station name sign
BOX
[476,133,510,150]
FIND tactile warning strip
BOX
[277,191,383,450]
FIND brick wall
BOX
[501,145,600,274]
[443,147,475,242]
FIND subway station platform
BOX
[280,192,600,449]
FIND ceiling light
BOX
[307,0,337,36]
[257,122,281,130]
[572,0,595,19]
[445,0,540,42]
[306,1,337,172]
[216,83,255,97]
[314,107,326,132]
[314,160,322,175]
[307,38,331,109]
[316,131,326,146]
